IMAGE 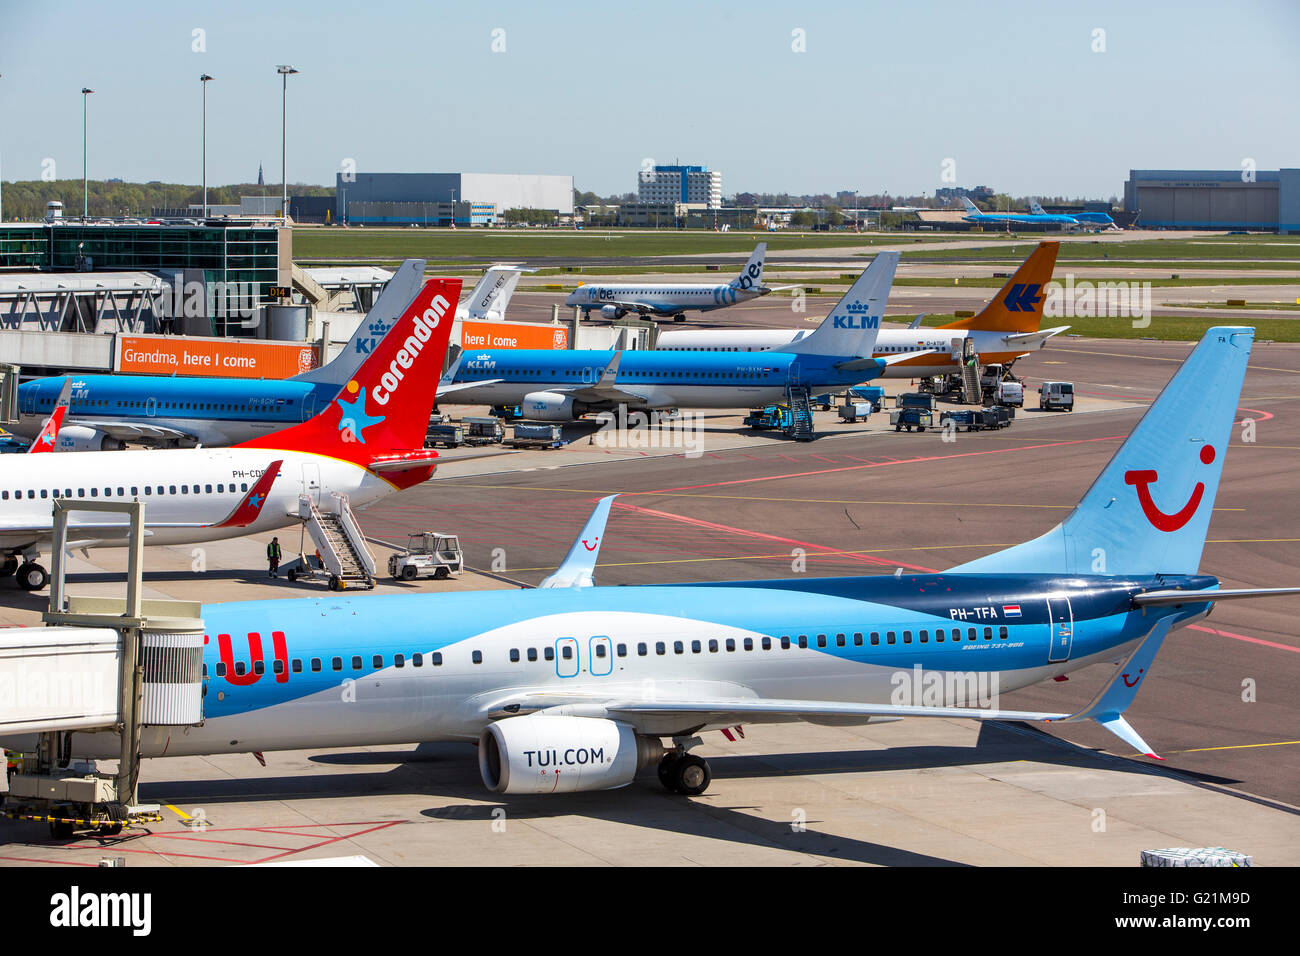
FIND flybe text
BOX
[373,295,449,406]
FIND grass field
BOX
[899,313,1299,342]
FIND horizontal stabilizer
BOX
[1133,586,1300,607]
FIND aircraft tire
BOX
[657,753,680,791]
[16,563,47,591]
[671,754,711,796]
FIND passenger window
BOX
[637,643,648,656]
[595,644,607,658]
[762,636,771,650]
[690,640,701,653]
[743,638,753,651]
[332,657,342,671]
[234,662,246,676]
[509,649,520,663]
[797,635,808,648]
[936,629,945,642]
[903,631,912,644]
[655,642,666,655]
[726,638,736,652]
[432,652,443,666]
[351,656,362,670]
[780,636,790,649]
[413,653,424,666]
[708,639,719,652]
[836,634,845,647]
[216,662,227,677]
[816,635,826,648]
[919,630,928,643]
[853,633,863,646]
[561,645,573,660]
[526,648,537,662]
[999,627,1008,639]
[395,654,405,667]
[311,658,322,672]
[271,660,283,674]
[673,641,684,654]
[615,644,626,657]
[984,627,993,640]
[968,628,978,641]
[887,631,896,645]
[544,647,554,661]
[472,650,483,664]
[372,655,383,668]
[291,659,302,673]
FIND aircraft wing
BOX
[599,299,680,317]
[64,418,197,443]
[1001,326,1071,349]
[882,349,940,366]
[558,352,645,405]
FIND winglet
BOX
[213,460,283,528]
[1054,616,1173,758]
[539,495,618,589]
[28,378,74,454]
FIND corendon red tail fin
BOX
[937,241,1058,333]
[237,277,462,467]
[29,378,74,453]
[213,460,283,528]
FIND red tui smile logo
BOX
[1124,445,1215,532]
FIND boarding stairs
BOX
[785,386,816,442]
[961,360,983,405]
[298,492,377,590]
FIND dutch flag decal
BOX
[1002,604,1022,618]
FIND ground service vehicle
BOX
[1039,381,1075,410]
[387,532,465,581]
[890,392,934,431]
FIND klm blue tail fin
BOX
[953,327,1254,576]
[777,251,897,359]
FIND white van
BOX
[1039,381,1075,411]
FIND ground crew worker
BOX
[267,537,282,578]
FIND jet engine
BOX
[598,304,621,320]
[479,715,664,794]
[522,391,591,422]
[53,426,125,451]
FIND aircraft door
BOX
[589,635,613,676]
[301,462,321,505]
[301,393,316,422]
[789,361,802,386]
[1046,595,1074,663]
[145,396,157,417]
[555,637,579,678]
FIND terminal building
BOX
[1124,168,1300,232]
[335,172,574,226]
[637,165,722,209]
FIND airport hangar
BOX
[1124,168,1300,232]
[334,172,575,227]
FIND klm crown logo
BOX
[844,300,872,313]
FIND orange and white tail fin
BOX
[937,241,1059,333]
[237,277,462,466]
[28,379,74,453]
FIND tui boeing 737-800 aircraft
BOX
[0,277,462,591]
[10,326,1294,797]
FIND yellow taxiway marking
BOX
[1127,740,1300,758]
[448,484,1243,511]
[1064,346,1299,375]
[165,804,191,820]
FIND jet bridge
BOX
[0,500,204,837]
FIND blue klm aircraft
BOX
[960,196,1080,229]
[11,325,1295,798]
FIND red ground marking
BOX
[1237,407,1274,424]
[613,501,938,572]
[1188,624,1300,654]
[651,434,1126,494]
[0,855,98,866]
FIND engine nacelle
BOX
[522,390,590,422]
[54,426,124,451]
[479,715,663,794]
[598,304,620,320]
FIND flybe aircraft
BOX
[563,242,788,320]
[960,196,1080,229]
[443,252,914,420]
[11,262,523,450]
[0,277,461,591]
[13,326,1293,798]
[656,242,1070,378]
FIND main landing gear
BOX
[656,736,712,796]
[4,553,47,591]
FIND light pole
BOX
[81,87,93,218]
[200,74,213,218]
[276,66,297,222]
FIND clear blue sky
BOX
[1,0,1297,199]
